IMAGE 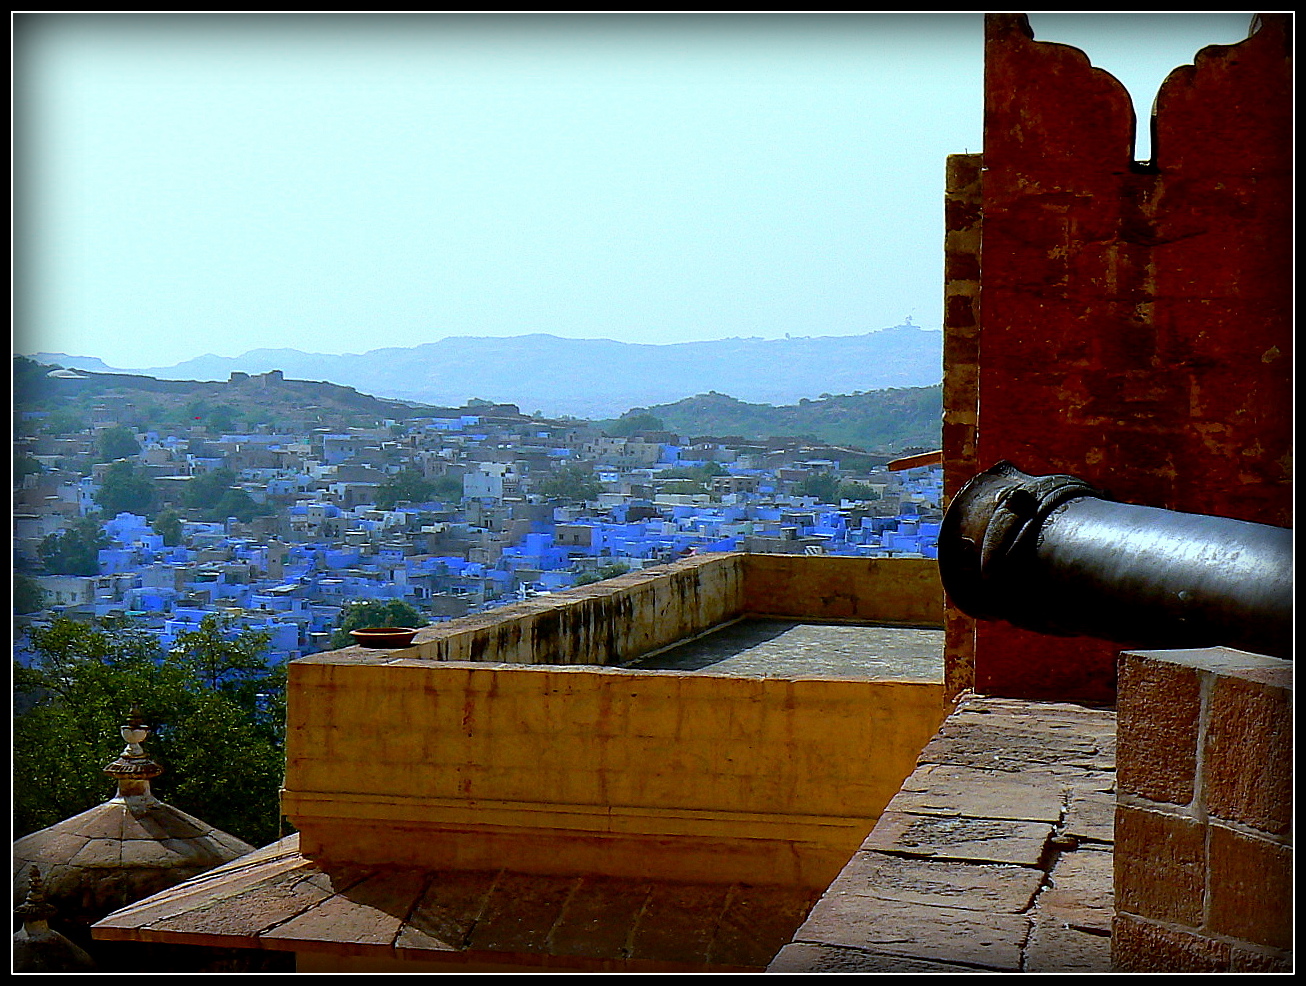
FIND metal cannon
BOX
[939,461,1293,660]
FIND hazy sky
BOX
[14,12,1256,369]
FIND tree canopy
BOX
[798,473,841,503]
[606,412,665,438]
[15,574,47,615]
[152,509,184,546]
[94,461,158,517]
[96,425,141,462]
[572,563,630,587]
[183,468,267,522]
[375,470,436,510]
[39,518,108,577]
[537,465,602,502]
[14,616,287,847]
[15,453,45,485]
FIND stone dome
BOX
[12,711,255,930]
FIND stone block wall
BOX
[1112,647,1292,971]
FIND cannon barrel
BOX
[939,462,1293,659]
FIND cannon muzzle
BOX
[939,462,1293,659]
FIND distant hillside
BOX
[13,357,463,431]
[605,386,942,453]
[30,324,942,419]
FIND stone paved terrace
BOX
[769,694,1116,973]
[626,620,944,681]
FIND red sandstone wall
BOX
[959,14,1291,701]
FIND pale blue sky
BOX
[14,12,1256,369]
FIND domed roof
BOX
[13,866,96,972]
[12,711,255,928]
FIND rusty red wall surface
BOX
[964,14,1291,701]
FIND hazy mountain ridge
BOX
[32,325,941,418]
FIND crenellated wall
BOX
[944,14,1291,702]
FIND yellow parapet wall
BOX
[743,554,945,626]
[284,553,950,889]
[404,553,747,666]
[347,553,943,668]
[284,660,946,889]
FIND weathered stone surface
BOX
[1111,913,1231,972]
[865,811,1053,868]
[1063,789,1115,845]
[770,694,1117,974]
[826,851,1043,914]
[628,882,730,965]
[1036,848,1113,933]
[886,763,1064,822]
[262,889,407,950]
[795,894,1028,971]
[1024,921,1112,973]
[1113,804,1204,928]
[141,861,336,943]
[631,621,943,682]
[548,875,650,960]
[768,941,978,974]
[1203,672,1292,837]
[1206,824,1292,951]
[920,718,1103,773]
[1117,653,1201,806]
[709,884,820,968]
[464,871,577,954]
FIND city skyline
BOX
[15,12,1256,369]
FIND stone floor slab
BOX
[865,810,1054,867]
[769,942,981,973]
[1025,921,1113,972]
[825,850,1045,913]
[886,763,1065,822]
[795,894,1029,970]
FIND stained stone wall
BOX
[947,14,1292,703]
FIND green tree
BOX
[94,460,158,517]
[14,616,288,847]
[183,468,237,512]
[660,462,727,492]
[376,470,436,510]
[171,615,273,697]
[14,454,45,486]
[41,409,88,436]
[97,425,141,462]
[14,574,47,615]
[38,518,108,576]
[211,487,264,523]
[799,473,841,503]
[152,509,184,546]
[182,468,266,521]
[607,412,665,437]
[431,475,464,504]
[330,599,426,649]
[206,405,238,434]
[573,563,631,587]
[838,482,881,502]
[537,465,602,502]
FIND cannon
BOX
[939,461,1293,660]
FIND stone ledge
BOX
[768,693,1117,973]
